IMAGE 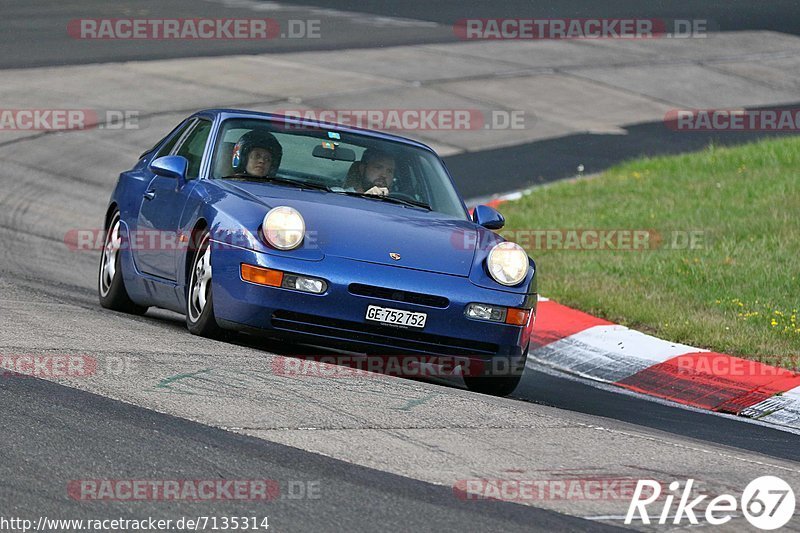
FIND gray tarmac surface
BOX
[2,2,800,531]
[1,375,621,532]
[1,94,800,532]
[4,0,800,69]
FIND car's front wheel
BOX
[463,349,528,397]
[98,211,148,315]
[463,374,522,397]
[186,229,223,338]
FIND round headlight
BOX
[487,242,529,286]
[262,206,305,250]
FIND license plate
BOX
[365,305,427,329]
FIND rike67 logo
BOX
[626,476,795,530]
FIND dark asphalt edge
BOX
[0,373,627,532]
[443,104,800,199]
[514,366,800,462]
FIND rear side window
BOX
[174,120,213,179]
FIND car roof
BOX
[194,108,437,153]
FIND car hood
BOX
[219,181,478,276]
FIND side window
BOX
[154,120,193,159]
[414,157,439,205]
[396,155,425,202]
[175,120,213,179]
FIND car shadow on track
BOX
[140,306,800,464]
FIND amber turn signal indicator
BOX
[505,308,531,326]
[241,264,283,287]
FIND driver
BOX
[343,148,396,196]
[231,130,283,178]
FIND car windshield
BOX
[210,117,468,219]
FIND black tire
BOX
[186,230,224,338]
[463,348,528,397]
[463,374,522,397]
[98,211,148,315]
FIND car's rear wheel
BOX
[463,348,528,397]
[98,211,148,315]
[186,230,223,338]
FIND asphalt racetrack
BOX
[4,0,800,69]
[2,1,800,531]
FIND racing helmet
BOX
[231,130,283,176]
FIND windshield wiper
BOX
[220,174,331,192]
[341,191,431,211]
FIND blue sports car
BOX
[99,109,537,395]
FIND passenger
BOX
[343,148,396,196]
[231,130,283,179]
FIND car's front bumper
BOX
[211,242,537,360]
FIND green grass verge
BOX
[500,136,800,363]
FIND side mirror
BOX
[150,155,189,187]
[472,205,505,230]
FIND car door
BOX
[135,118,212,281]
